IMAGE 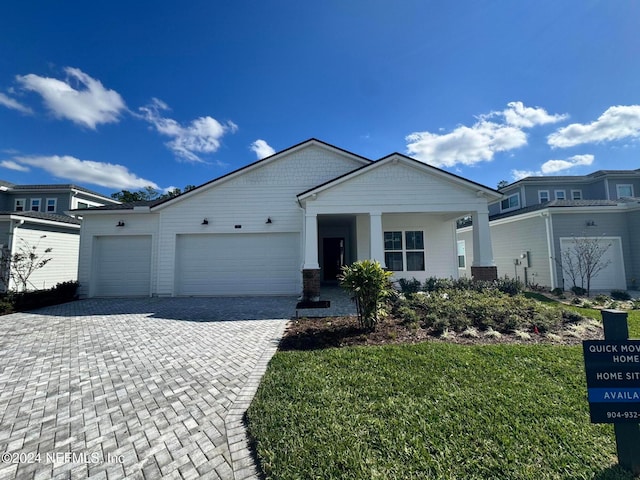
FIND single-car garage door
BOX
[175,233,300,295]
[93,235,152,297]
[559,236,626,291]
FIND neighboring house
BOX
[458,169,640,291]
[0,181,119,291]
[76,139,502,298]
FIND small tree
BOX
[1,236,53,292]
[558,235,612,296]
[338,260,393,330]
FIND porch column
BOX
[471,210,497,281]
[302,212,320,301]
[369,212,386,267]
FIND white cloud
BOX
[511,169,536,181]
[0,160,30,172]
[0,92,32,114]
[16,67,126,129]
[540,154,594,174]
[139,98,236,162]
[250,139,275,159]
[10,155,158,190]
[406,120,527,167]
[499,101,568,128]
[548,105,640,148]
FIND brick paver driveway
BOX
[0,297,292,479]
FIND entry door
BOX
[323,237,345,281]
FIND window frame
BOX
[30,198,42,212]
[457,240,466,269]
[383,230,425,272]
[46,198,57,213]
[538,190,550,203]
[14,198,25,212]
[571,189,582,200]
[616,184,634,198]
[554,190,566,200]
[500,193,520,212]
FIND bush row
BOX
[0,281,79,314]
[393,288,585,334]
[397,276,524,296]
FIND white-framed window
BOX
[457,240,466,269]
[77,201,89,209]
[571,189,582,200]
[538,190,550,203]
[554,190,566,200]
[14,198,25,211]
[30,198,41,212]
[46,198,57,212]
[500,193,520,211]
[384,230,425,272]
[617,184,634,198]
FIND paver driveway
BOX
[0,298,292,480]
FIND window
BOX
[384,230,425,272]
[554,190,566,200]
[30,199,41,212]
[571,190,582,200]
[457,240,466,268]
[14,199,25,211]
[77,202,89,209]
[46,198,57,212]
[617,184,634,198]
[500,193,520,211]
[538,190,549,203]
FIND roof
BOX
[500,168,640,190]
[489,199,639,221]
[0,211,82,225]
[0,179,118,203]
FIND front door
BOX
[323,237,345,281]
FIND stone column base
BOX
[302,269,321,301]
[471,266,498,282]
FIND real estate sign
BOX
[583,340,640,423]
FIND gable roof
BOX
[0,210,82,226]
[500,168,640,190]
[297,152,502,201]
[489,198,640,221]
[0,180,118,203]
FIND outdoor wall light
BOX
[266,217,272,224]
[586,220,597,227]
[202,218,209,225]
[116,221,125,227]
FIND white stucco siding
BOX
[155,145,365,295]
[77,213,159,297]
[382,213,458,283]
[12,228,80,291]
[307,162,486,214]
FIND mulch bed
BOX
[279,315,604,351]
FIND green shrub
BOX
[593,294,610,305]
[571,286,587,296]
[397,278,422,294]
[339,260,393,330]
[7,281,79,312]
[551,287,564,296]
[610,290,631,301]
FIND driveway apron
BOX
[0,298,291,480]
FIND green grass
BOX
[249,343,639,480]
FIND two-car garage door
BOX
[175,233,300,296]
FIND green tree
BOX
[339,260,394,330]
[0,236,53,292]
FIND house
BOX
[457,169,640,291]
[0,181,119,291]
[75,139,502,298]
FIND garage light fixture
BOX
[266,217,272,224]
[116,221,125,227]
[586,220,597,227]
[202,218,209,225]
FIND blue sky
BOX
[1,1,639,197]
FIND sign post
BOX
[583,309,640,474]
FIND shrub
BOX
[339,260,393,330]
[571,286,587,296]
[610,290,631,301]
[593,294,609,305]
[397,278,422,294]
[6,280,79,312]
[551,288,564,297]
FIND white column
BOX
[303,213,319,269]
[369,212,385,267]
[471,211,495,267]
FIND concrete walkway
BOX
[0,298,292,480]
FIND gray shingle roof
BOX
[0,211,82,225]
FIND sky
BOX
[1,1,639,197]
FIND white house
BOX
[76,139,502,298]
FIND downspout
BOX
[542,210,556,289]
[7,219,24,291]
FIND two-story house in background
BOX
[0,180,119,291]
[457,169,640,291]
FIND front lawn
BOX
[248,299,640,480]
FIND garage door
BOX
[93,236,152,297]
[175,233,300,295]
[559,237,625,290]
